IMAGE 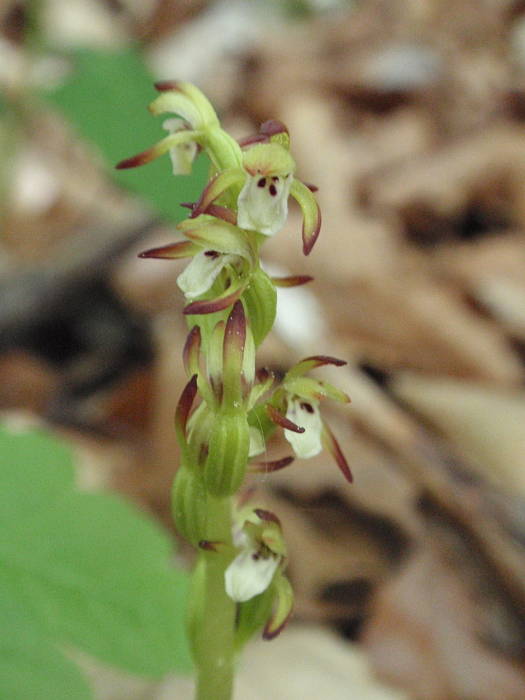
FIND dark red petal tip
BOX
[304,182,319,193]
[183,326,201,375]
[198,540,223,552]
[183,286,243,315]
[304,355,347,367]
[254,508,281,526]
[303,203,322,256]
[260,120,289,137]
[138,240,196,259]
[202,204,237,225]
[322,423,353,484]
[252,456,295,473]
[154,80,182,92]
[116,151,151,169]
[263,608,293,641]
[266,405,305,434]
[175,374,198,439]
[271,275,314,288]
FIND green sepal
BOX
[284,376,350,404]
[116,129,200,169]
[204,413,250,496]
[222,301,247,407]
[247,404,276,442]
[192,169,246,217]
[246,370,274,411]
[241,268,277,347]
[242,143,296,177]
[263,573,294,640]
[290,178,321,255]
[187,402,215,466]
[234,584,275,652]
[178,215,257,267]
[150,81,219,129]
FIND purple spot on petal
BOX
[269,184,277,196]
[300,402,314,413]
[205,250,220,258]
[258,177,267,188]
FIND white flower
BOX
[237,173,293,236]
[163,118,198,175]
[284,397,323,458]
[176,250,237,299]
[225,546,280,603]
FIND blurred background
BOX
[3,0,525,698]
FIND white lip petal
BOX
[163,118,198,175]
[237,173,292,236]
[225,548,279,603]
[284,398,323,458]
[177,251,234,299]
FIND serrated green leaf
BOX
[0,423,191,691]
[43,47,208,222]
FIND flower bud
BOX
[171,466,208,545]
[204,412,250,496]
[241,268,277,347]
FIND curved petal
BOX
[138,240,200,259]
[192,169,246,217]
[290,179,322,255]
[286,355,347,379]
[263,574,294,640]
[271,274,313,288]
[116,129,199,169]
[177,250,235,299]
[321,422,353,483]
[284,398,322,458]
[150,81,220,129]
[183,278,246,315]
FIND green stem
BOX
[194,553,236,699]
[190,495,236,700]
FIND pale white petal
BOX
[163,118,197,175]
[177,251,234,299]
[225,548,279,602]
[284,398,323,458]
[248,425,266,457]
[237,173,292,236]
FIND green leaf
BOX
[44,47,208,222]
[0,423,191,693]
[0,600,92,700]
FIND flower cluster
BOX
[117,82,350,659]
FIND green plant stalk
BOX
[194,552,236,700]
[188,495,236,700]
